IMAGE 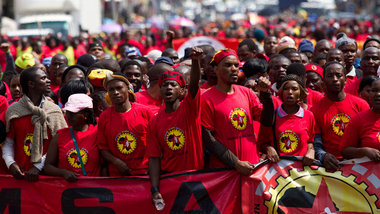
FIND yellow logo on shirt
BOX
[278,130,300,153]
[116,131,137,155]
[67,148,88,168]
[331,113,350,136]
[23,133,33,157]
[165,127,185,151]
[229,108,248,130]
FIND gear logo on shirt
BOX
[278,130,299,153]
[331,113,350,136]
[116,131,137,155]
[67,148,88,168]
[229,108,248,130]
[165,127,185,151]
[23,133,33,157]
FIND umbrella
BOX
[169,17,195,28]
[100,23,122,34]
[146,16,165,29]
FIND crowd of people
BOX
[0,13,380,208]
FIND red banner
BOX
[242,158,380,214]
[0,169,240,214]
[1,160,380,213]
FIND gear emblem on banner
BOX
[264,165,379,213]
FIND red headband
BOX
[210,48,239,65]
[305,64,323,78]
[158,71,186,87]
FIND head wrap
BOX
[298,40,314,53]
[63,94,93,113]
[278,36,296,53]
[305,64,323,78]
[15,53,35,69]
[88,69,113,87]
[335,33,356,49]
[125,46,142,57]
[103,72,136,102]
[155,56,174,66]
[158,70,186,87]
[210,48,239,65]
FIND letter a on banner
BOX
[170,181,220,214]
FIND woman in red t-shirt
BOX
[261,74,315,165]
[341,78,380,161]
[44,94,101,182]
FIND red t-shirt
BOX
[146,90,203,172]
[310,94,370,157]
[265,106,315,156]
[345,78,361,97]
[96,103,153,176]
[345,75,358,89]
[7,115,52,171]
[201,85,263,167]
[135,90,163,114]
[200,82,212,90]
[306,89,324,107]
[50,85,60,96]
[57,125,100,176]
[341,110,380,151]
[0,95,8,123]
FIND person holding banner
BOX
[201,48,274,175]
[44,94,100,181]
[3,67,67,181]
[260,74,315,165]
[146,47,204,210]
[97,72,153,176]
[310,62,370,170]
[341,78,380,161]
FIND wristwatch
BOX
[151,186,160,195]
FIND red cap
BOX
[158,70,186,87]
[210,48,239,65]
[305,64,323,78]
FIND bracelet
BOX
[151,186,160,195]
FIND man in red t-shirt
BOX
[47,54,68,94]
[3,67,67,181]
[135,63,172,114]
[96,72,153,176]
[146,47,204,208]
[310,62,369,170]
[201,48,273,175]
[345,47,380,97]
